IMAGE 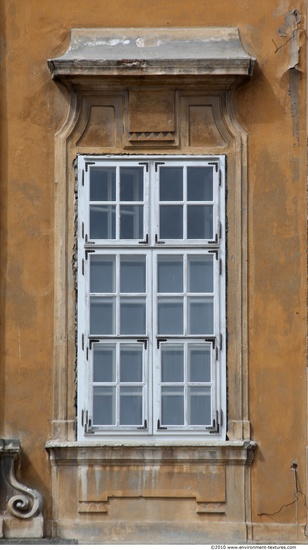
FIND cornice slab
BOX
[48,27,255,80]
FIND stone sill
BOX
[46,439,256,466]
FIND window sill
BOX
[46,438,256,466]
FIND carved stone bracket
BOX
[0,439,43,539]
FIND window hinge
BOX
[216,347,219,361]
[82,334,85,351]
[81,409,85,427]
[85,415,95,434]
[155,234,165,245]
[208,234,218,245]
[138,233,149,245]
[82,169,85,186]
[219,169,222,186]
[155,161,165,172]
[138,162,149,172]
[85,161,95,172]
[86,347,88,361]
[219,258,222,275]
[219,221,222,240]
[137,338,148,350]
[89,338,100,350]
[85,234,95,245]
[157,338,167,349]
[208,249,219,260]
[82,222,84,239]
[208,161,218,172]
[82,259,85,275]
[137,419,148,430]
[157,419,167,430]
[85,249,96,260]
[204,337,215,349]
[209,410,221,434]
[220,333,223,351]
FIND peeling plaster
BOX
[275,9,302,140]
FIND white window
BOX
[77,156,226,440]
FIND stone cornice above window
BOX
[47,27,256,82]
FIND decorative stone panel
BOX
[0,440,43,539]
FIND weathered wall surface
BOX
[0,0,306,543]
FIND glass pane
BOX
[158,298,183,335]
[161,345,184,382]
[93,387,115,425]
[160,206,183,239]
[120,167,143,201]
[90,297,115,335]
[90,255,115,293]
[187,167,213,201]
[120,387,143,425]
[90,167,116,201]
[93,345,116,382]
[188,256,213,293]
[90,205,116,239]
[120,345,143,382]
[120,256,146,293]
[188,345,211,382]
[161,386,184,425]
[158,256,183,293]
[188,387,211,425]
[188,298,213,335]
[159,167,183,201]
[120,298,146,335]
[187,206,213,239]
[120,206,143,239]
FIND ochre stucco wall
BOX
[0,0,306,542]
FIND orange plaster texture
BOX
[0,0,307,543]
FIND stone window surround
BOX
[46,27,256,450]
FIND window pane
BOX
[161,387,184,425]
[90,205,116,239]
[120,167,143,201]
[160,206,183,239]
[120,206,143,239]
[93,387,115,425]
[188,256,213,293]
[120,345,143,382]
[158,298,183,335]
[188,345,211,382]
[187,205,213,239]
[188,298,213,334]
[120,387,143,425]
[120,256,146,293]
[90,167,116,201]
[90,297,115,335]
[187,167,213,201]
[161,345,184,382]
[188,387,211,425]
[93,345,116,382]
[159,167,183,201]
[120,298,146,334]
[90,255,115,293]
[158,256,183,293]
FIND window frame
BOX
[77,155,226,441]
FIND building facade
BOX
[0,0,307,544]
